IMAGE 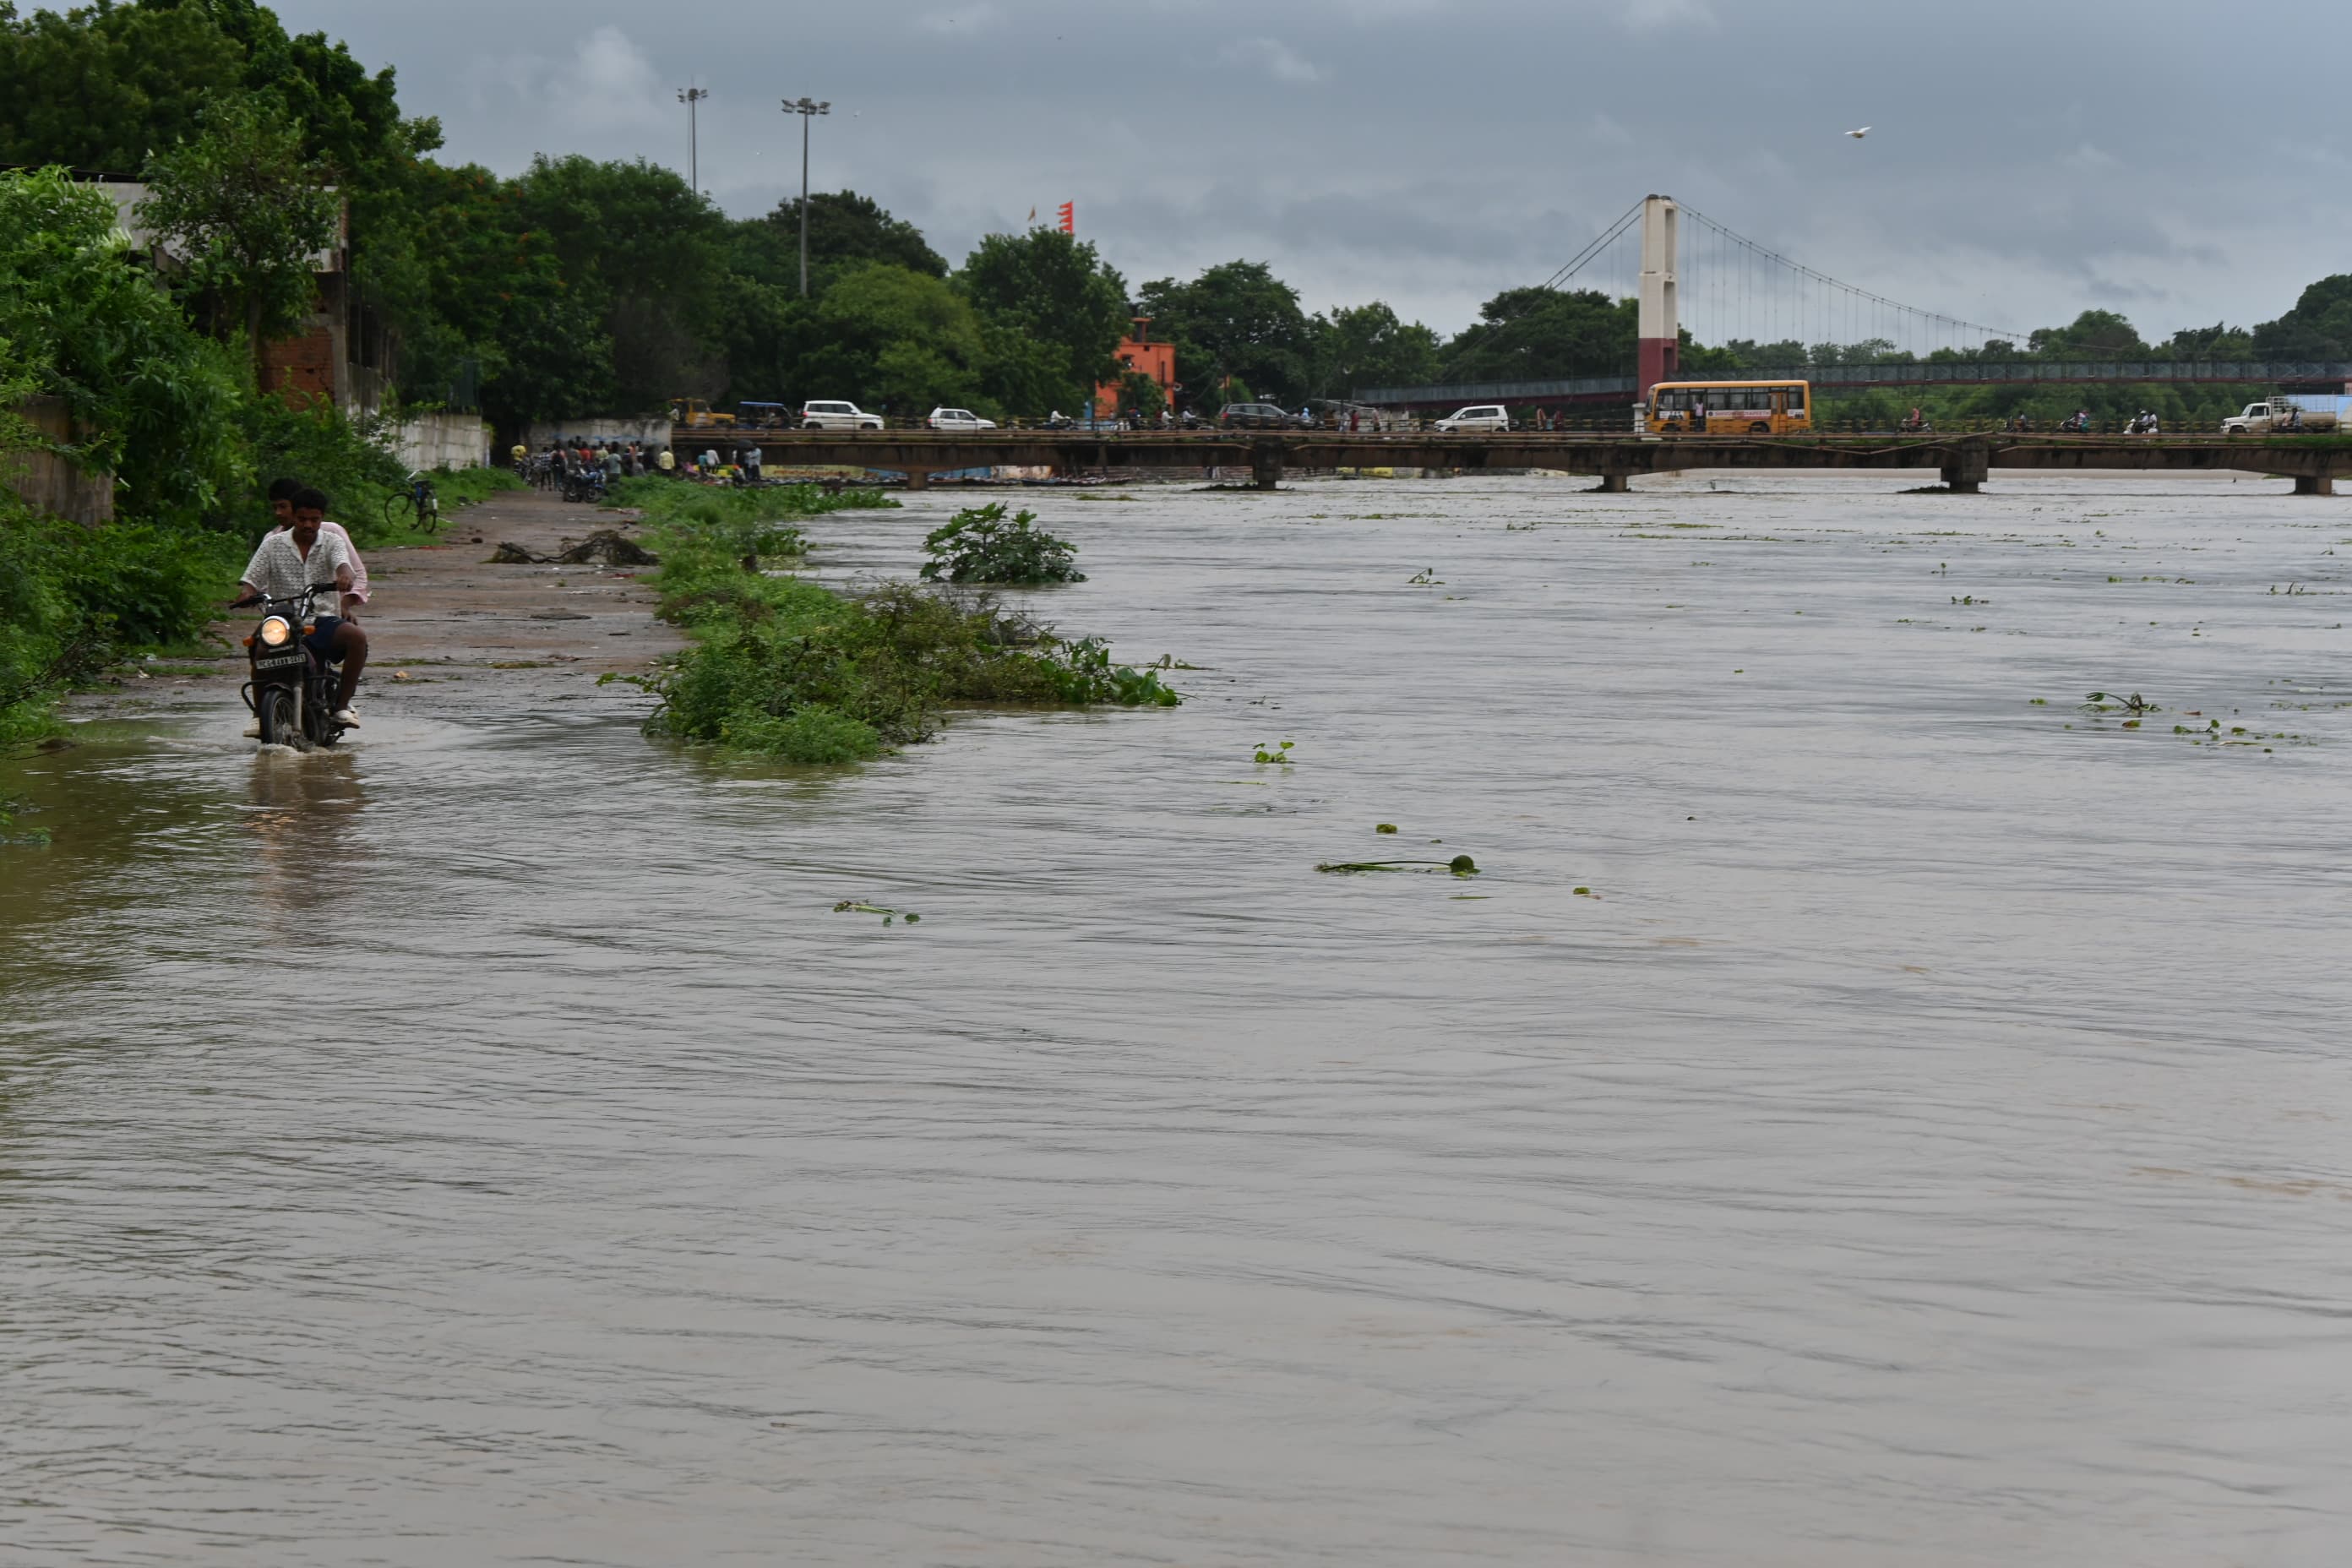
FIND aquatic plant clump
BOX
[919,503,1086,585]
[613,500,1178,764]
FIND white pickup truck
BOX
[2222,398,2342,435]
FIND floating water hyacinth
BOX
[1316,855,1478,878]
[833,901,920,926]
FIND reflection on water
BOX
[3,475,2351,1567]
[245,750,368,923]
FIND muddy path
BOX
[74,487,683,729]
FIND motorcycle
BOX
[560,465,607,504]
[237,585,347,750]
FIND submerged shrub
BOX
[919,502,1086,584]
[616,498,1178,762]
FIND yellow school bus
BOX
[1645,379,1811,435]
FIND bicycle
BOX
[384,471,440,533]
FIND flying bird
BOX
[1845,126,1871,139]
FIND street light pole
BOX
[677,85,710,193]
[781,96,830,297]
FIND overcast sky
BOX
[284,0,2352,345]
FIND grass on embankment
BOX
[602,476,1179,764]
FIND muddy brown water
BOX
[3,473,2349,1566]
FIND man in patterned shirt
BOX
[236,487,369,728]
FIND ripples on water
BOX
[3,475,2349,1565]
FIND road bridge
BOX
[676,429,2352,496]
[1358,362,2352,413]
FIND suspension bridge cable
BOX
[1449,199,1650,373]
[1676,202,2023,346]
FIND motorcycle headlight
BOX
[259,615,291,647]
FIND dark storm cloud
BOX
[282,0,2352,339]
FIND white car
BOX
[927,407,999,432]
[1435,404,1509,433]
[801,400,884,431]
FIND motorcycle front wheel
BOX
[258,687,308,751]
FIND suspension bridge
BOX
[683,194,2352,495]
[1356,196,2349,410]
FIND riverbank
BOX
[61,487,683,732]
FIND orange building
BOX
[1094,317,1176,419]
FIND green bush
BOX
[0,503,237,742]
[918,502,1086,584]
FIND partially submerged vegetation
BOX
[919,502,1086,585]
[605,481,1179,764]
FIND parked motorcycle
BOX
[560,466,607,504]
[237,585,347,750]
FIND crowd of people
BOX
[509,438,778,487]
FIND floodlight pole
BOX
[782,96,831,297]
[677,85,710,193]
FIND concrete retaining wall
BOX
[525,417,672,450]
[394,412,493,473]
[5,397,114,525]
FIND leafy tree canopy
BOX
[1137,259,1309,410]
[2027,309,2150,361]
[1439,286,1633,384]
[0,0,422,178]
[799,263,989,417]
[0,166,247,518]
[1309,301,1440,398]
[140,94,340,386]
[730,190,945,296]
[2251,275,2352,361]
[957,228,1130,414]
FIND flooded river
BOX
[4,474,2349,1565]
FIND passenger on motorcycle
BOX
[264,476,370,606]
[237,487,369,729]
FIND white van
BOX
[1435,405,1509,433]
[802,400,884,431]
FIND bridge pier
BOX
[1250,443,1285,491]
[1595,473,1631,493]
[1941,441,1990,494]
[2294,475,2335,496]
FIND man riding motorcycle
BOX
[235,487,368,732]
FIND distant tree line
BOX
[7,0,2352,435]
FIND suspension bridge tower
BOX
[1636,194,1679,400]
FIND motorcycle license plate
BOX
[253,652,306,672]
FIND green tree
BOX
[2252,277,2352,360]
[796,264,989,416]
[958,229,1130,416]
[0,166,247,519]
[2028,309,2150,360]
[730,190,945,296]
[1137,260,1310,411]
[1310,302,1440,398]
[1440,286,1633,384]
[140,95,340,389]
[2164,322,2255,359]
[507,155,732,412]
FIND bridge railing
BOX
[1358,362,2352,406]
